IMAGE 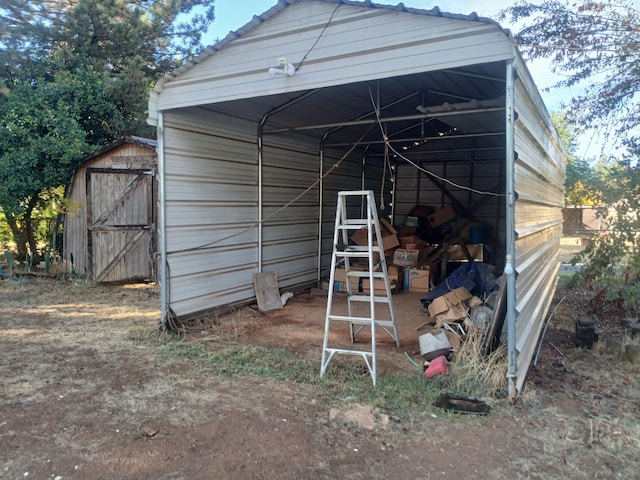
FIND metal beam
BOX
[263,107,504,134]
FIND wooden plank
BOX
[90,172,147,227]
[253,272,283,312]
[95,229,147,282]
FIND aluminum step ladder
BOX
[320,190,400,385]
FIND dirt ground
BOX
[1,274,639,479]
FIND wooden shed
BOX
[148,0,566,398]
[63,136,157,282]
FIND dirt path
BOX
[1,279,638,479]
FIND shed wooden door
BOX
[86,168,155,282]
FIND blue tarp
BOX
[421,262,498,307]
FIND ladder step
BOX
[340,219,371,225]
[348,294,391,303]
[340,246,382,252]
[346,271,385,278]
[327,315,395,326]
[334,251,381,258]
[323,348,373,358]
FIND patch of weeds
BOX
[440,331,509,399]
[209,344,313,380]
[156,329,510,421]
[313,359,440,420]
[126,326,156,343]
[159,334,209,360]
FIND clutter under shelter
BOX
[148,1,566,399]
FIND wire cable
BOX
[368,88,505,197]
[296,3,342,72]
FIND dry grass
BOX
[446,329,509,399]
[2,277,639,480]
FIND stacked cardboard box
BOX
[427,287,475,328]
[403,267,431,293]
[350,218,399,252]
[362,265,402,295]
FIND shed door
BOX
[86,168,155,282]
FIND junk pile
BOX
[324,202,508,378]
[417,262,504,377]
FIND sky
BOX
[202,0,595,157]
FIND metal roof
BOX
[80,136,157,165]
[157,0,510,90]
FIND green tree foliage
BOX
[502,1,640,310]
[572,160,640,311]
[0,0,215,260]
[551,111,597,206]
[0,75,89,258]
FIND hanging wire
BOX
[295,3,342,72]
[367,88,505,197]
[380,123,388,210]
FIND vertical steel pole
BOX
[505,58,518,401]
[157,112,168,328]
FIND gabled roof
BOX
[157,0,508,90]
[80,136,157,165]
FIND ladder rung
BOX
[348,294,391,303]
[334,251,381,258]
[346,271,385,278]
[327,315,395,326]
[344,246,382,252]
[323,348,373,357]
[341,219,371,225]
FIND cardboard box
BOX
[393,248,420,268]
[428,287,472,317]
[399,235,424,250]
[403,267,431,292]
[362,265,401,294]
[351,218,399,251]
[334,267,347,283]
[333,266,361,292]
[447,244,484,262]
[428,205,456,227]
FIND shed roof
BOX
[161,0,509,84]
[80,136,157,165]
[149,0,518,119]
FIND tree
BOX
[502,1,640,311]
[551,111,598,206]
[0,74,90,259]
[501,0,640,158]
[0,0,215,260]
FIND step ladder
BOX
[320,190,400,385]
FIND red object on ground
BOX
[424,355,449,378]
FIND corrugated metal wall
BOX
[320,150,364,278]
[162,113,390,316]
[162,108,260,316]
[261,132,321,287]
[512,58,566,393]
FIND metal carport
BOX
[148,0,566,399]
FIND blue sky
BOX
[203,1,597,157]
